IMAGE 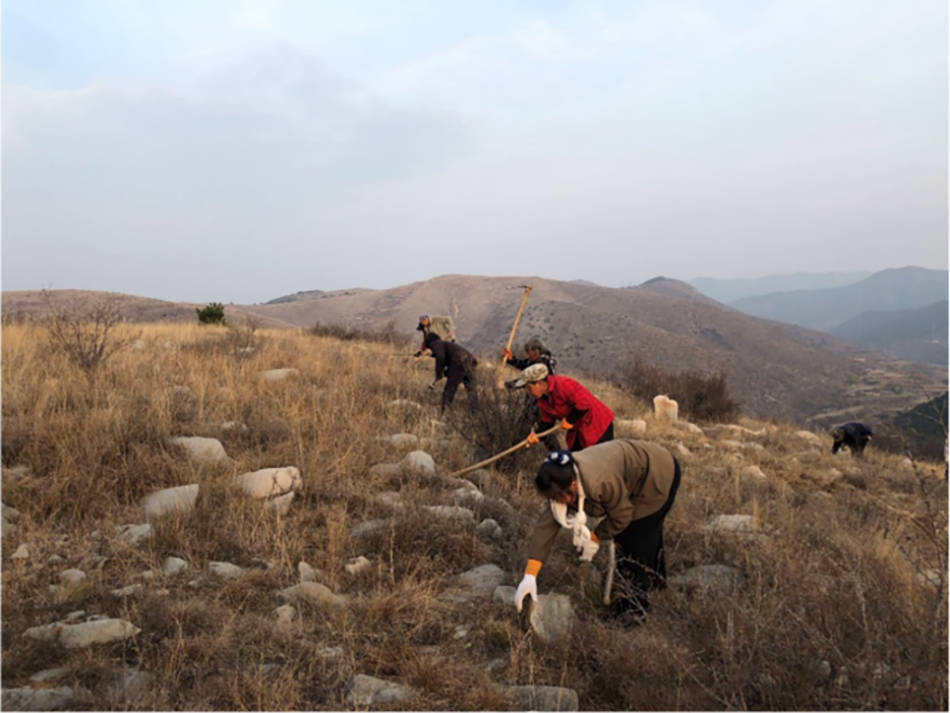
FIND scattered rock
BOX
[142,484,200,519]
[278,582,347,609]
[298,561,318,583]
[796,450,821,464]
[11,544,30,560]
[916,569,942,588]
[704,514,754,533]
[208,561,244,579]
[59,569,87,587]
[349,519,393,539]
[674,421,703,435]
[368,463,402,479]
[168,436,230,466]
[477,518,503,540]
[384,433,420,449]
[615,418,647,438]
[387,399,423,412]
[375,491,405,509]
[449,487,484,505]
[795,430,823,447]
[162,557,189,577]
[25,618,140,649]
[345,556,372,576]
[220,421,249,434]
[674,443,692,459]
[528,593,574,645]
[29,667,70,684]
[346,674,413,707]
[265,491,295,515]
[653,395,678,423]
[402,450,435,474]
[720,439,743,450]
[505,684,579,711]
[3,503,21,522]
[741,465,767,481]
[2,465,32,481]
[274,604,297,633]
[260,368,300,382]
[110,584,143,598]
[2,686,78,711]
[233,467,302,499]
[456,564,506,599]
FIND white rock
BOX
[2,503,21,522]
[2,686,77,711]
[422,505,475,523]
[528,593,574,645]
[2,465,32,481]
[298,561,317,583]
[450,487,484,505]
[402,451,435,474]
[278,582,347,609]
[674,443,692,458]
[29,667,70,683]
[386,433,420,448]
[705,514,754,533]
[47,554,65,564]
[375,491,405,509]
[615,418,647,438]
[59,569,87,587]
[220,420,249,433]
[274,604,297,632]
[653,395,679,423]
[2,518,16,538]
[11,544,30,560]
[27,618,141,649]
[345,556,372,575]
[110,584,143,598]
[260,368,300,381]
[477,518,503,540]
[346,674,413,707]
[142,484,200,519]
[208,561,244,579]
[742,465,767,481]
[349,519,393,539]
[168,436,230,466]
[265,491,295,515]
[233,467,302,499]
[457,564,506,598]
[162,557,189,577]
[505,684,579,712]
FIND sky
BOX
[2,0,947,304]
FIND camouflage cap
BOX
[511,362,549,388]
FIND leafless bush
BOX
[622,354,741,422]
[40,289,136,370]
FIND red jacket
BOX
[537,374,614,450]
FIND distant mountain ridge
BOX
[690,271,872,303]
[829,301,948,366]
[729,266,948,331]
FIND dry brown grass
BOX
[2,322,946,710]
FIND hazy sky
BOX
[2,1,947,303]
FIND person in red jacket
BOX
[510,363,614,451]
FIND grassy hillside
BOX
[1,322,946,710]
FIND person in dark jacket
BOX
[831,422,873,456]
[503,337,557,374]
[513,442,681,626]
[423,332,478,411]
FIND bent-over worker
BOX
[423,332,477,411]
[514,442,681,626]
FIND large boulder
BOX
[456,564,506,599]
[653,395,678,423]
[528,593,574,645]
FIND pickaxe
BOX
[496,284,532,386]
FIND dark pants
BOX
[569,420,614,452]
[612,457,681,616]
[442,363,478,410]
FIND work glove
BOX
[559,418,574,430]
[514,573,537,612]
[577,532,599,562]
[525,430,540,447]
[502,347,513,360]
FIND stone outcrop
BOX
[142,484,200,519]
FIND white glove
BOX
[571,523,591,550]
[514,573,537,612]
[578,534,599,562]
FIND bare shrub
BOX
[40,289,136,370]
[309,320,412,348]
[622,354,741,422]
[443,380,538,473]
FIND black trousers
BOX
[612,457,681,615]
[442,365,478,410]
[569,421,614,452]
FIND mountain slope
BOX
[830,301,948,366]
[239,274,945,424]
[729,267,948,331]
[690,270,871,303]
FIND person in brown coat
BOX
[514,440,681,625]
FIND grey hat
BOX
[510,362,549,388]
